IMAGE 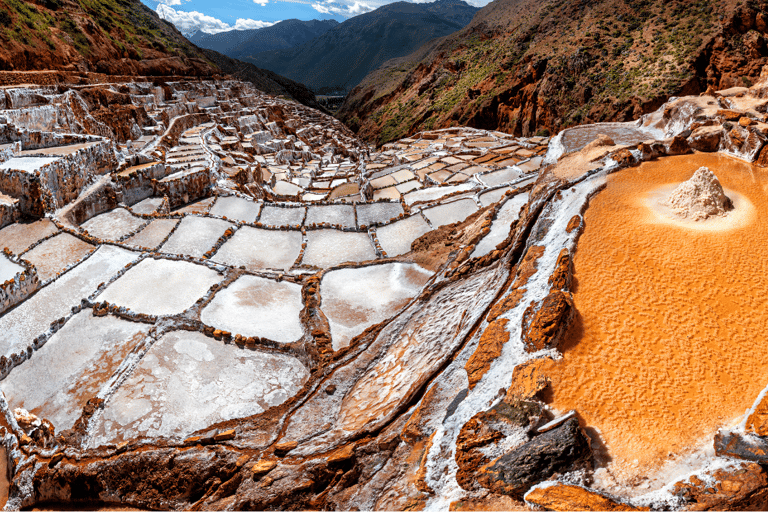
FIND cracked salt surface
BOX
[99,258,223,316]
[88,330,309,446]
[321,262,433,350]
[0,245,138,358]
[201,275,304,342]
[213,226,302,271]
[2,311,150,431]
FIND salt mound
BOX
[667,167,733,220]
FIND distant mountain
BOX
[190,19,339,59]
[241,0,478,93]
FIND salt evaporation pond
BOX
[0,219,58,255]
[0,245,138,358]
[375,214,431,257]
[23,232,94,281]
[201,275,304,342]
[130,197,165,215]
[160,216,232,258]
[80,208,146,241]
[422,198,479,228]
[258,205,306,228]
[480,168,521,187]
[0,254,22,283]
[321,262,433,350]
[209,196,261,223]
[403,183,476,206]
[560,121,652,154]
[302,230,377,268]
[99,258,223,316]
[478,186,512,207]
[213,226,302,271]
[2,311,150,431]
[471,192,529,258]
[356,202,404,227]
[88,330,309,446]
[124,219,178,250]
[305,204,355,228]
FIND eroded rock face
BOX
[667,166,734,220]
[478,417,593,497]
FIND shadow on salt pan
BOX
[321,262,433,350]
[88,330,309,447]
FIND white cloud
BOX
[253,0,269,5]
[310,0,374,17]
[156,4,275,34]
[156,0,183,5]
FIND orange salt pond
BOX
[547,153,768,487]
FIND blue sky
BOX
[144,0,489,35]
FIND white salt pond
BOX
[2,311,150,431]
[88,330,309,446]
[305,204,355,228]
[0,219,58,254]
[0,156,59,173]
[403,182,476,206]
[124,219,179,250]
[22,232,95,281]
[471,192,530,258]
[130,197,165,215]
[258,205,306,228]
[213,226,302,271]
[478,186,512,207]
[480,168,521,187]
[302,230,377,268]
[99,258,223,316]
[80,208,146,241]
[0,254,22,283]
[209,196,261,223]
[321,262,433,350]
[356,202,404,227]
[375,214,432,257]
[0,245,138,358]
[201,275,304,342]
[422,198,479,228]
[160,216,232,258]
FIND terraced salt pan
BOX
[80,208,146,241]
[356,202,404,228]
[88,330,309,446]
[0,156,59,173]
[0,245,138,358]
[160,216,232,258]
[99,258,223,317]
[547,153,768,489]
[375,215,432,257]
[480,168,521,187]
[1,311,150,431]
[124,219,179,250]
[302,230,376,268]
[0,254,22,283]
[422,198,479,228]
[173,197,214,215]
[23,232,95,281]
[305,204,355,228]
[209,196,261,223]
[560,121,652,154]
[0,219,58,254]
[471,193,530,258]
[201,275,304,342]
[213,226,302,271]
[404,183,477,206]
[258,205,305,228]
[478,187,512,207]
[321,262,433,350]
[130,197,165,215]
